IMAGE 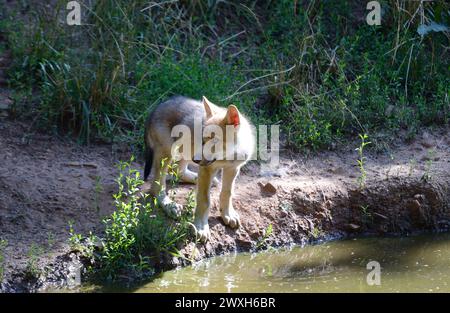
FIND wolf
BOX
[144,96,255,242]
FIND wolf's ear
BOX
[202,96,213,119]
[226,105,240,128]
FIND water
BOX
[133,233,450,293]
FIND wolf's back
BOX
[143,96,205,180]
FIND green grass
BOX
[256,224,273,250]
[421,149,436,182]
[0,239,7,282]
[71,157,195,282]
[356,134,371,189]
[2,0,449,151]
[25,243,44,279]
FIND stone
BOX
[409,199,421,211]
[348,223,360,230]
[258,182,277,196]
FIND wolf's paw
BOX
[164,202,183,218]
[221,208,240,229]
[180,171,198,184]
[194,220,210,243]
[160,196,182,218]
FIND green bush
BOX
[70,158,194,281]
[100,158,194,279]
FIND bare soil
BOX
[0,112,449,291]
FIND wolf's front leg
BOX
[194,166,215,242]
[220,167,240,228]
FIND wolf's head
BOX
[193,96,248,166]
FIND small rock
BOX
[420,140,435,149]
[373,212,388,220]
[378,224,388,233]
[409,199,421,211]
[0,96,13,108]
[0,102,12,110]
[171,256,180,267]
[348,223,360,230]
[258,182,277,196]
[298,219,310,232]
[235,237,253,250]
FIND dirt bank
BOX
[0,112,449,292]
[172,128,450,263]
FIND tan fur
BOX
[144,96,255,242]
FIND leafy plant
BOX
[68,221,83,250]
[46,232,56,250]
[69,157,194,282]
[25,244,44,279]
[356,134,371,189]
[309,226,324,240]
[0,239,7,282]
[256,224,273,250]
[408,158,418,177]
[360,205,373,225]
[421,149,436,182]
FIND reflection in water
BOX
[134,233,450,293]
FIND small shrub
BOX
[356,134,371,189]
[25,244,44,279]
[256,224,273,250]
[72,157,194,282]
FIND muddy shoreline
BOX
[0,116,449,292]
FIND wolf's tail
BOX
[144,143,153,181]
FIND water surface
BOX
[134,233,450,293]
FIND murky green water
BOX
[133,233,450,293]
